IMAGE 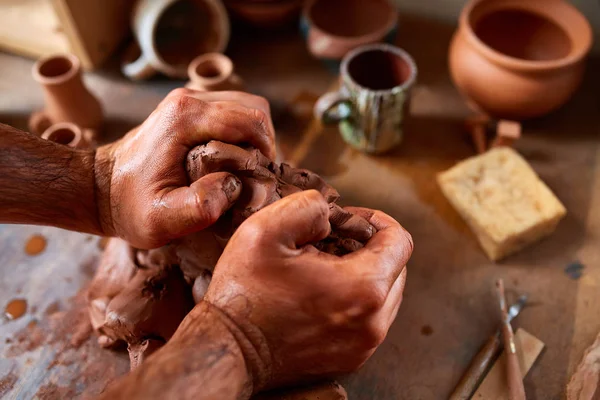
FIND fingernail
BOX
[223,175,241,202]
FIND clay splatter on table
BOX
[97,237,110,250]
[421,325,434,336]
[3,288,130,397]
[5,298,27,320]
[24,234,47,255]
[0,372,18,398]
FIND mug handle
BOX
[121,41,157,81]
[314,90,353,124]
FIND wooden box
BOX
[0,0,134,70]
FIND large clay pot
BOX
[29,54,103,137]
[186,53,244,92]
[449,0,593,120]
[300,0,397,66]
[122,0,230,80]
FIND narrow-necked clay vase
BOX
[449,0,593,119]
[122,0,230,80]
[225,0,304,29]
[29,54,103,137]
[301,0,397,67]
[41,122,89,149]
[185,53,244,91]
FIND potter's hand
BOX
[205,189,413,389]
[95,88,276,249]
[94,190,412,400]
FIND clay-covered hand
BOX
[94,89,276,249]
[203,190,413,390]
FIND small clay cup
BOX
[41,122,89,149]
[185,53,244,92]
[301,0,397,66]
[122,0,230,80]
[29,54,103,137]
[314,44,417,154]
[449,0,593,119]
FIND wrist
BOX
[93,144,116,237]
[98,301,255,400]
[197,301,272,393]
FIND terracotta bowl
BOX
[449,0,593,120]
[300,0,397,65]
[226,0,303,29]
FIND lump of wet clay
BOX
[88,141,376,370]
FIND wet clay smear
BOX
[25,234,47,256]
[97,237,110,251]
[5,288,130,397]
[0,372,18,398]
[5,298,27,320]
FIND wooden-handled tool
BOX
[496,279,526,400]
[449,294,527,400]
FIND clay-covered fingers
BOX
[161,89,276,159]
[329,203,374,242]
[278,164,340,202]
[381,267,407,327]
[358,267,407,350]
[237,190,331,250]
[145,172,242,246]
[186,141,272,182]
[342,207,413,292]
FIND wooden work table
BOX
[1,14,600,399]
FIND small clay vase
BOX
[29,54,103,137]
[449,0,593,119]
[41,122,89,149]
[185,53,244,92]
[225,0,304,29]
[300,0,397,66]
[122,0,230,80]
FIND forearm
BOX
[97,301,253,400]
[0,123,102,234]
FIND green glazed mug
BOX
[314,43,417,153]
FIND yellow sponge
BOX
[437,147,566,261]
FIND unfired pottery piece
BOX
[29,54,103,137]
[449,0,593,119]
[41,122,89,149]
[300,0,397,64]
[123,0,230,80]
[186,53,244,92]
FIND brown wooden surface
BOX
[1,14,600,399]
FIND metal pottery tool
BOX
[496,279,526,400]
[450,293,528,400]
